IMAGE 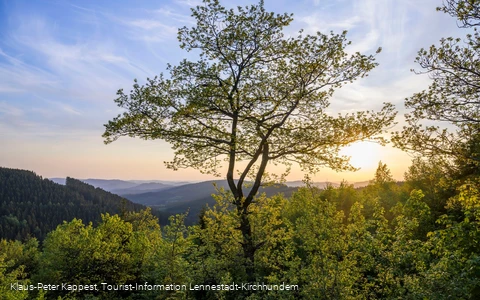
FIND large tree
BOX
[392,0,480,168]
[103,0,396,280]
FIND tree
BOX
[439,0,480,27]
[0,239,39,300]
[392,0,480,164]
[103,0,396,280]
[36,213,162,299]
[372,161,394,185]
[421,181,480,298]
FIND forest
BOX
[1,0,479,299]
[1,160,479,299]
[0,168,149,241]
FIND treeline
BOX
[0,168,148,241]
[1,158,479,299]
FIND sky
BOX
[0,0,468,182]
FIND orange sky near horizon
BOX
[2,136,413,182]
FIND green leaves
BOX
[5,163,480,299]
[36,211,163,299]
[103,0,396,182]
[393,0,480,166]
[103,0,396,285]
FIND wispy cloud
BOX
[6,16,152,101]
[0,101,23,117]
[153,8,195,24]
[123,19,178,42]
[0,86,23,93]
[128,19,174,30]
[0,47,60,93]
[45,99,83,116]
[174,0,204,7]
[299,15,362,33]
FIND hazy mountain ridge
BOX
[285,180,370,188]
[110,182,173,195]
[123,180,298,225]
[49,178,189,195]
[44,177,372,226]
[50,177,371,192]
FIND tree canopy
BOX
[103,0,396,281]
[103,0,395,201]
[392,0,480,165]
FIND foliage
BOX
[35,211,162,299]
[102,0,396,281]
[0,239,39,300]
[392,0,480,164]
[423,181,480,299]
[0,160,477,299]
[439,0,480,27]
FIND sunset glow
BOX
[341,141,382,170]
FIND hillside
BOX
[285,180,371,188]
[0,167,148,241]
[123,180,298,225]
[111,182,173,195]
[81,178,140,191]
[50,178,179,195]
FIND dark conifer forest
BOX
[0,167,147,241]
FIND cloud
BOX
[153,8,195,24]
[128,19,174,30]
[174,0,204,7]
[44,99,83,116]
[0,47,60,93]
[0,13,157,143]
[122,19,178,42]
[0,86,23,93]
[299,14,362,33]
[4,16,153,102]
[297,0,414,56]
[0,101,24,117]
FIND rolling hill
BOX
[0,167,150,241]
[123,181,298,225]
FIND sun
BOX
[340,141,381,170]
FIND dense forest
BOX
[2,0,480,299]
[1,159,479,299]
[0,168,148,240]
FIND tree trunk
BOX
[238,206,255,282]
[234,142,269,283]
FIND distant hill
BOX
[125,180,230,206]
[81,179,140,191]
[44,177,372,227]
[352,181,370,188]
[49,177,66,185]
[112,182,173,195]
[124,180,298,226]
[50,178,184,195]
[129,180,192,186]
[286,181,340,188]
[50,177,371,192]
[285,180,370,189]
[0,168,148,241]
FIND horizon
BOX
[46,175,373,184]
[0,0,465,182]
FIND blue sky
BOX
[0,0,467,181]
